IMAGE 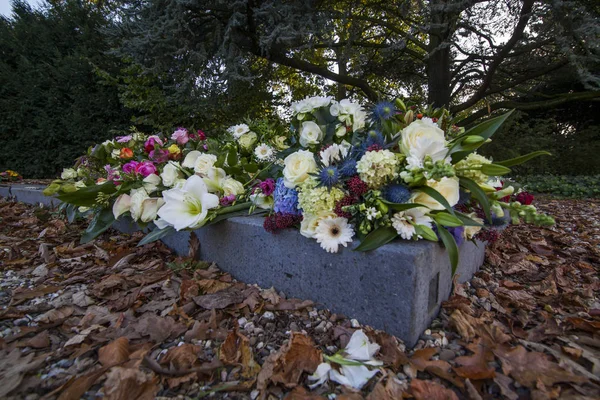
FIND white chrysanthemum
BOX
[391,208,432,240]
[365,207,378,221]
[227,124,250,139]
[356,149,399,188]
[319,142,350,167]
[254,143,275,161]
[314,217,354,253]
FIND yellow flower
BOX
[167,144,181,156]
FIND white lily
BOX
[344,329,381,362]
[112,194,131,220]
[156,175,219,230]
[202,167,227,194]
[182,150,202,168]
[140,198,165,223]
[129,188,150,221]
[307,363,332,389]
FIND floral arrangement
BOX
[45,96,553,271]
[0,169,22,182]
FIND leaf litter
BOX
[0,196,598,399]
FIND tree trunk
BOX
[427,0,453,108]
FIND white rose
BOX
[182,150,202,168]
[193,154,218,176]
[143,173,161,193]
[221,177,245,196]
[400,119,447,156]
[410,177,460,210]
[300,211,336,238]
[161,161,182,187]
[140,198,165,223]
[299,121,324,147]
[61,168,78,180]
[283,150,318,188]
[112,194,131,219]
[129,187,149,221]
[405,137,449,169]
[111,149,120,159]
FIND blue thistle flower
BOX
[318,166,340,188]
[382,184,412,204]
[365,129,385,148]
[273,178,301,215]
[339,158,357,177]
[371,101,396,122]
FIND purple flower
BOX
[135,161,157,177]
[171,128,189,145]
[259,179,276,196]
[116,135,132,143]
[144,135,164,153]
[149,149,169,164]
[122,161,139,174]
[104,164,120,181]
[220,194,236,206]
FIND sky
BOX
[0,0,43,17]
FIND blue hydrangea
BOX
[273,178,301,215]
[318,166,340,188]
[382,184,412,204]
[371,101,396,121]
[339,158,357,177]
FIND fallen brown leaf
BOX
[410,378,459,400]
[99,337,130,367]
[102,367,159,400]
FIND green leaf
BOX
[462,109,514,141]
[435,222,459,275]
[80,208,115,244]
[227,148,238,166]
[65,204,77,224]
[432,212,463,227]
[380,201,428,212]
[414,224,438,241]
[57,182,117,207]
[480,163,512,176]
[414,186,456,216]
[455,211,484,227]
[138,225,176,247]
[459,177,492,223]
[495,151,552,167]
[354,226,398,252]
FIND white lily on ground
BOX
[308,329,382,390]
[156,175,219,230]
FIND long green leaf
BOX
[354,226,398,252]
[415,186,456,216]
[380,201,428,212]
[435,222,459,275]
[480,163,512,176]
[415,224,438,241]
[57,182,117,207]
[495,151,552,167]
[459,177,492,223]
[432,212,463,227]
[80,208,115,244]
[138,225,176,247]
[455,211,485,227]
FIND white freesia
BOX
[283,150,318,188]
[391,207,433,240]
[202,167,227,193]
[308,95,332,109]
[143,173,161,193]
[330,99,367,131]
[344,329,382,362]
[250,193,274,210]
[156,175,219,230]
[140,198,165,223]
[319,142,350,167]
[314,217,354,253]
[61,168,78,180]
[221,177,244,196]
[129,187,150,221]
[112,194,131,220]
[227,124,250,139]
[400,119,447,157]
[335,124,347,137]
[299,121,324,147]
[330,365,379,390]
[410,177,460,210]
[161,161,182,187]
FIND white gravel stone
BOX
[351,319,360,328]
[262,311,275,320]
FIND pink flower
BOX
[135,161,157,177]
[122,161,139,174]
[196,130,206,141]
[116,135,132,143]
[149,149,169,164]
[171,128,189,145]
[144,135,164,153]
[220,194,236,206]
[258,179,276,196]
[104,164,120,181]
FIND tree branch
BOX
[457,91,600,127]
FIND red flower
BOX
[516,192,534,205]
